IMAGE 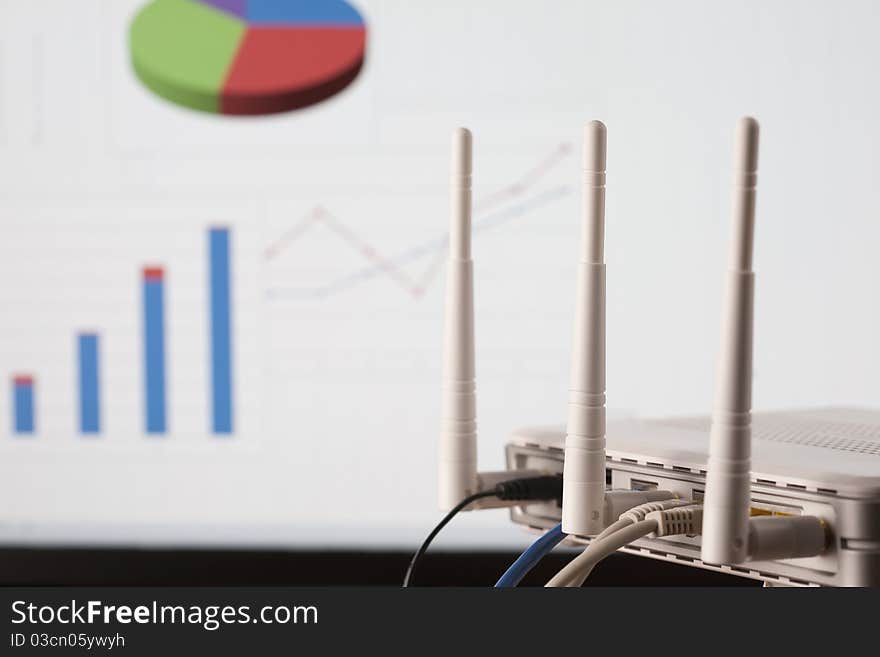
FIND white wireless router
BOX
[504,118,879,586]
[438,120,880,586]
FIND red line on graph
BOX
[410,249,447,298]
[316,207,422,294]
[13,375,34,386]
[262,211,322,261]
[262,143,572,298]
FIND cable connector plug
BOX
[619,498,693,524]
[494,475,563,502]
[746,515,830,561]
[647,505,703,537]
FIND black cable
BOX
[402,490,495,587]
[403,475,562,587]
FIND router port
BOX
[750,499,801,517]
[630,479,659,492]
[688,489,800,517]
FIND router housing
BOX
[506,408,880,587]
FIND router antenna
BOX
[561,121,607,536]
[702,117,760,564]
[438,127,478,510]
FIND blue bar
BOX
[13,377,34,434]
[143,268,166,434]
[209,228,233,434]
[78,333,100,434]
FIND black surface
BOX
[0,548,758,586]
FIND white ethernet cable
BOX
[547,499,698,587]
[545,502,828,588]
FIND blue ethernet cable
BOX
[495,523,565,587]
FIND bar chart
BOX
[6,226,236,438]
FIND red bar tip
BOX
[13,375,34,386]
[143,266,165,281]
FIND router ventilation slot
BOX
[655,412,880,457]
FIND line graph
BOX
[263,143,573,301]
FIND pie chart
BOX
[130,0,367,115]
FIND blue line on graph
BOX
[266,185,572,300]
